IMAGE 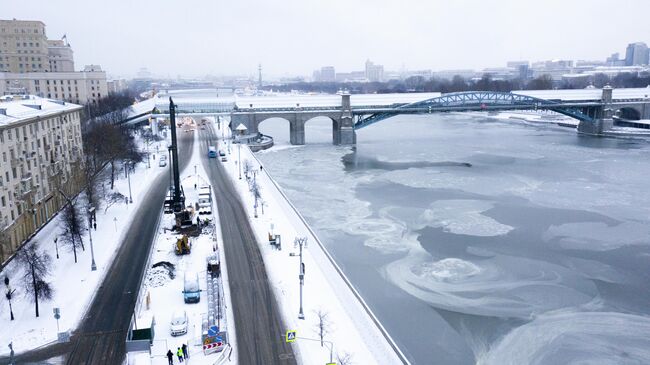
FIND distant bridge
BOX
[146,88,650,144]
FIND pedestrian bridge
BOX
[147,88,650,144]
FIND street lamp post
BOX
[88,207,97,271]
[4,276,15,320]
[253,171,258,218]
[237,137,242,180]
[293,237,307,320]
[54,237,59,259]
[127,162,133,203]
[235,124,248,180]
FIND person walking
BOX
[177,347,184,362]
[166,349,174,365]
[182,343,189,359]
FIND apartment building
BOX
[0,19,49,73]
[0,66,108,104]
[0,19,108,105]
[0,95,84,264]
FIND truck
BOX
[198,185,212,215]
[183,271,201,303]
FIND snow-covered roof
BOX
[0,95,82,128]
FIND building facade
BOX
[0,19,108,105]
[365,59,384,82]
[0,19,49,73]
[47,39,74,72]
[0,67,108,104]
[0,95,84,264]
[625,42,650,66]
[319,66,336,82]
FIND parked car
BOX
[159,159,167,167]
[170,310,188,336]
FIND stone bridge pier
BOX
[230,93,357,145]
[577,86,614,135]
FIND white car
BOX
[159,159,167,167]
[170,310,188,336]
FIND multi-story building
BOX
[365,59,384,82]
[0,66,108,104]
[107,78,128,94]
[0,19,49,73]
[0,95,84,264]
[625,42,649,66]
[319,66,336,82]
[47,39,74,72]
[0,19,107,104]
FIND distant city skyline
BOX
[5,0,650,78]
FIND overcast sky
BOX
[7,0,650,78]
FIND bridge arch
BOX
[354,91,596,130]
[304,116,341,144]
[257,117,292,143]
[616,107,642,120]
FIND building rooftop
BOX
[0,95,82,128]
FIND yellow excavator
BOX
[175,235,191,255]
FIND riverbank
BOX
[220,124,407,364]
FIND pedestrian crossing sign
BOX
[286,330,297,343]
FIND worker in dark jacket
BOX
[166,349,174,365]
[182,343,189,359]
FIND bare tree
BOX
[103,191,126,213]
[313,309,331,347]
[243,159,253,179]
[336,351,353,365]
[16,241,53,317]
[82,153,103,215]
[59,197,86,263]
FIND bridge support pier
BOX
[577,85,614,135]
[334,92,356,145]
[577,118,613,135]
[290,119,305,145]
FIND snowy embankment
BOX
[220,126,406,364]
[130,131,238,365]
[0,136,168,356]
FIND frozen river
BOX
[255,114,650,365]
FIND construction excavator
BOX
[175,235,191,255]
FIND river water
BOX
[255,114,650,365]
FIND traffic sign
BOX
[208,325,219,337]
[53,307,60,320]
[285,330,296,343]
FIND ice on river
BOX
[384,249,599,319]
[478,311,650,365]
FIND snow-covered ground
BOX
[220,123,405,364]
[129,131,237,365]
[0,136,170,355]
